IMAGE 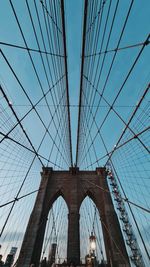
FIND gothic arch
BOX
[79,189,99,211]
[42,195,68,264]
[46,189,69,214]
[79,195,106,263]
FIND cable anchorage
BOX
[106,162,145,267]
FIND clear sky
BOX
[0,0,149,265]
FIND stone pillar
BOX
[16,168,51,267]
[96,168,130,267]
[67,211,80,265]
[17,167,130,267]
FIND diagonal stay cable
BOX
[0,131,63,168]
[40,0,62,34]
[42,0,73,167]
[79,35,150,166]
[109,162,150,260]
[84,103,150,261]
[0,91,67,237]
[84,0,107,129]
[0,49,69,167]
[79,1,136,155]
[25,0,70,166]
[84,125,149,169]
[76,0,88,166]
[47,89,71,167]
[41,0,73,167]
[86,0,107,35]
[37,2,72,166]
[84,39,150,57]
[36,0,72,166]
[60,0,73,167]
[0,83,67,169]
[0,83,44,166]
[83,179,150,214]
[80,99,99,166]
[76,0,118,165]
[0,41,64,57]
[9,0,70,167]
[78,85,149,170]
[84,0,120,126]
[105,83,150,165]
[79,1,136,160]
[83,78,149,153]
[0,76,64,146]
[82,84,149,169]
[0,188,43,209]
[77,0,112,162]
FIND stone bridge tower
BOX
[17,167,130,267]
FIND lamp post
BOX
[89,232,96,254]
[89,232,96,267]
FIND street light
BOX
[89,232,97,267]
[89,232,96,254]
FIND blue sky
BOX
[0,0,149,162]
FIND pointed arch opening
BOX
[80,196,107,265]
[41,196,68,265]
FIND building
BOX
[4,247,17,267]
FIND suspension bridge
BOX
[0,0,149,267]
